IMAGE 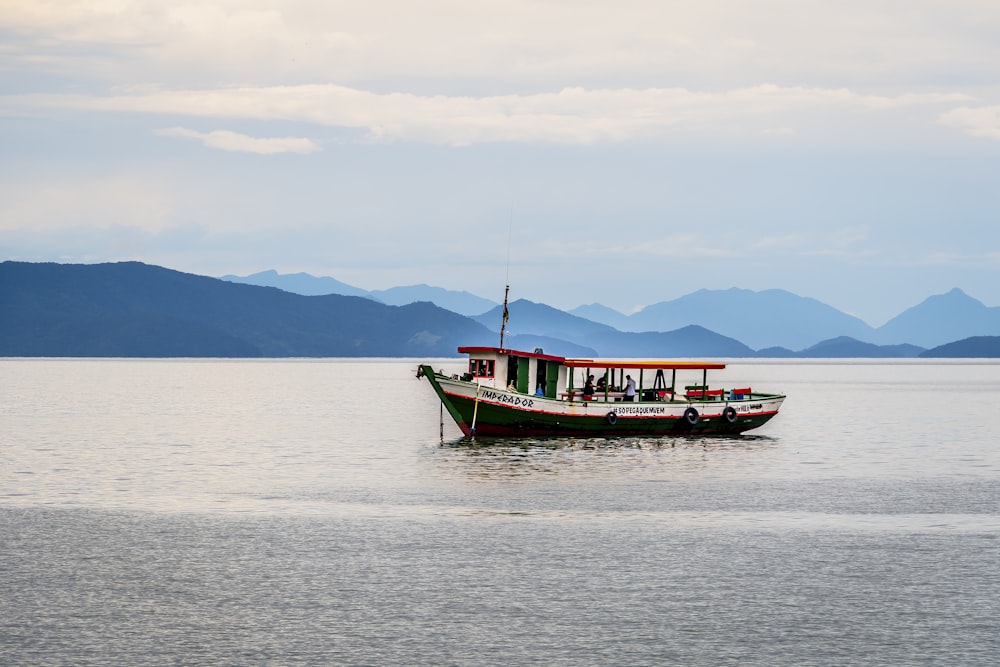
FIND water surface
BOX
[2,359,998,665]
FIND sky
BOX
[2,1,999,326]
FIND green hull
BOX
[420,365,781,438]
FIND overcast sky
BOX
[2,1,999,325]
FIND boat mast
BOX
[499,214,512,350]
[499,284,510,350]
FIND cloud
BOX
[920,249,1000,268]
[5,1,1000,94]
[751,235,808,251]
[940,106,1000,140]
[1,1,993,149]
[9,84,971,146]
[155,127,321,154]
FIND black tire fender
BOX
[605,411,618,425]
[723,406,738,424]
[683,407,699,426]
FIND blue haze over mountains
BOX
[223,270,1000,352]
[2,262,999,358]
[221,270,497,316]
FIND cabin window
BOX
[469,359,495,378]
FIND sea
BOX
[2,358,998,666]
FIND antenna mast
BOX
[499,284,510,350]
[499,214,512,350]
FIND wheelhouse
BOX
[458,346,569,398]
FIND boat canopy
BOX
[565,359,727,371]
[456,347,725,371]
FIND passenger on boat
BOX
[583,375,596,397]
[623,375,636,402]
[596,376,607,392]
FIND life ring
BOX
[683,407,699,426]
[723,406,738,424]
[605,411,618,425]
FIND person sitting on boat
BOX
[596,375,607,392]
[623,375,637,402]
[583,375,596,396]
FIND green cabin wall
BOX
[517,356,531,393]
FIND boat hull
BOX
[420,365,784,438]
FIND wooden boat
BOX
[417,345,785,438]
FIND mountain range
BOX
[2,262,498,357]
[220,270,497,316]
[3,261,1000,358]
[223,269,1000,351]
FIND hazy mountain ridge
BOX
[370,285,497,316]
[622,288,875,351]
[874,288,1000,348]
[220,269,372,298]
[577,288,1000,350]
[221,270,497,316]
[2,262,499,357]
[4,261,1000,358]
[475,299,755,357]
[229,269,1000,350]
[920,336,1000,358]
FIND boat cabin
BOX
[458,346,570,398]
[457,346,733,403]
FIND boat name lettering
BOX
[480,389,535,408]
[739,403,763,412]
[614,406,667,416]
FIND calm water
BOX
[2,358,999,666]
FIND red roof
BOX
[457,347,726,370]
[457,346,567,362]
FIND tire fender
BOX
[723,406,738,424]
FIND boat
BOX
[417,346,785,438]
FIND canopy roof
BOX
[456,346,726,371]
[565,359,727,371]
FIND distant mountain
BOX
[6,261,998,358]
[1,262,497,357]
[475,299,619,343]
[574,287,1000,351]
[874,289,1000,347]
[797,337,925,358]
[369,285,498,316]
[220,270,371,298]
[754,346,798,358]
[568,303,631,331]
[221,270,498,316]
[221,274,1000,351]
[475,299,755,357]
[623,288,875,350]
[500,334,597,359]
[920,336,1000,358]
